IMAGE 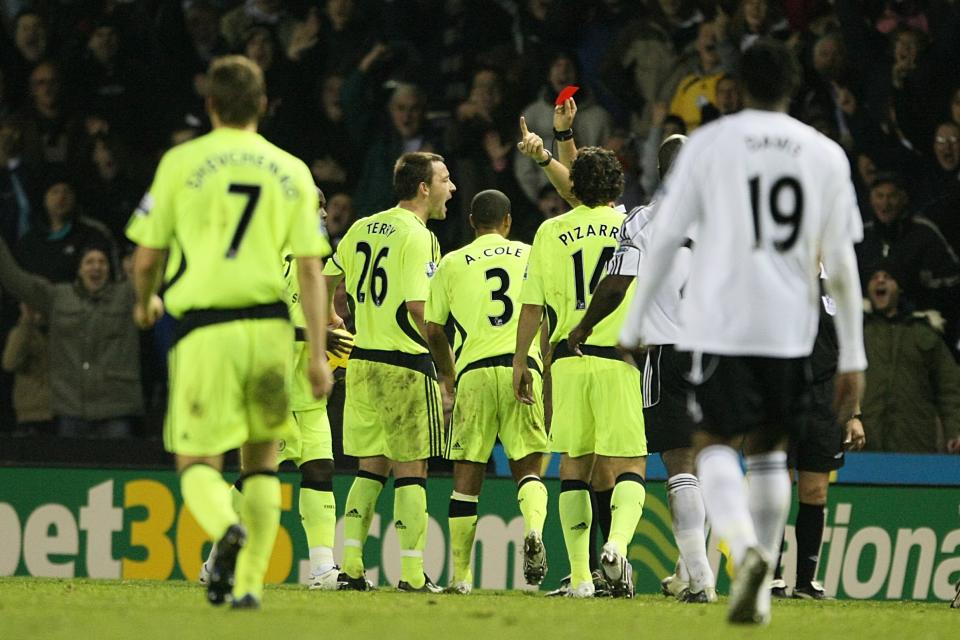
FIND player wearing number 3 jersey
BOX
[127,55,332,609]
[322,151,451,592]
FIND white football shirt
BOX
[620,109,867,371]
[608,202,692,346]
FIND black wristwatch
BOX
[536,150,553,167]
[553,128,574,141]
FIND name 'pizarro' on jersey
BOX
[520,204,632,347]
[322,206,441,354]
[425,233,541,375]
[638,109,864,361]
[126,127,328,318]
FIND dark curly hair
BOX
[570,147,624,207]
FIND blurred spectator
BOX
[342,42,442,217]
[949,86,960,129]
[288,1,378,78]
[862,265,960,453]
[855,172,960,336]
[71,19,153,148]
[14,61,80,167]
[76,134,142,240]
[716,0,791,61]
[663,21,728,131]
[324,192,355,245]
[15,173,117,284]
[0,118,34,247]
[604,128,644,209]
[1,10,49,108]
[0,239,143,438]
[916,121,960,209]
[537,183,569,220]
[514,51,612,207]
[242,25,294,137]
[2,301,52,435]
[220,0,296,52]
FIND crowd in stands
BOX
[0,0,958,453]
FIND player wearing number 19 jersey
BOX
[127,56,332,609]
[514,147,647,598]
[620,40,866,624]
[322,152,451,592]
[423,190,549,594]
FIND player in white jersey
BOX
[619,40,866,625]
[568,134,716,604]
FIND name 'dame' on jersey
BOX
[648,109,864,358]
[323,207,441,354]
[520,204,633,346]
[126,128,328,317]
[424,234,540,375]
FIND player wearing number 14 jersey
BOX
[513,147,647,598]
[322,152,451,592]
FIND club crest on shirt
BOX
[425,261,437,278]
[134,193,155,216]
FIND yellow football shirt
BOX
[322,206,440,354]
[520,204,633,346]
[283,251,332,411]
[126,127,329,317]
[425,233,540,375]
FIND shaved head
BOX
[658,134,687,180]
[470,189,511,228]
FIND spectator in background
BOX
[0,238,143,438]
[243,25,294,137]
[862,265,960,453]
[917,121,960,209]
[14,61,79,167]
[220,0,296,52]
[949,86,960,129]
[0,118,34,247]
[287,1,377,78]
[856,172,960,343]
[537,183,569,220]
[514,51,612,208]
[342,42,442,217]
[1,10,49,108]
[663,21,728,131]
[15,173,117,284]
[2,301,51,435]
[324,192,354,246]
[76,134,142,240]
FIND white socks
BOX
[667,473,715,591]
[696,445,758,566]
[745,451,791,563]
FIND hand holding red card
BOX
[555,85,579,106]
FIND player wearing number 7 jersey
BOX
[513,138,647,599]
[423,190,550,594]
[322,151,452,592]
[619,40,867,625]
[126,55,333,609]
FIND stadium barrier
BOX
[1,458,958,601]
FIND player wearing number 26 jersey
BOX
[322,151,451,593]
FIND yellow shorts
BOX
[165,317,294,457]
[447,362,547,463]
[549,353,647,458]
[278,407,332,464]
[343,350,444,462]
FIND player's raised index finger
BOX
[519,116,529,137]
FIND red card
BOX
[555,85,580,106]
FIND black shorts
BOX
[686,352,813,440]
[789,377,845,472]
[642,345,696,453]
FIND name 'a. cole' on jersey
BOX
[424,233,540,375]
[652,108,863,358]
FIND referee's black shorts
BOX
[789,376,845,472]
[642,344,696,453]
[684,352,813,442]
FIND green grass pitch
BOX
[0,578,955,640]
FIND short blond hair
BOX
[207,55,265,126]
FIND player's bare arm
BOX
[517,116,579,207]
[821,243,867,421]
[513,303,543,405]
[425,320,456,408]
[553,97,578,169]
[297,256,334,398]
[131,246,166,329]
[567,273,632,355]
[324,273,345,328]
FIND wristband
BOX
[553,128,574,141]
[536,150,553,167]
